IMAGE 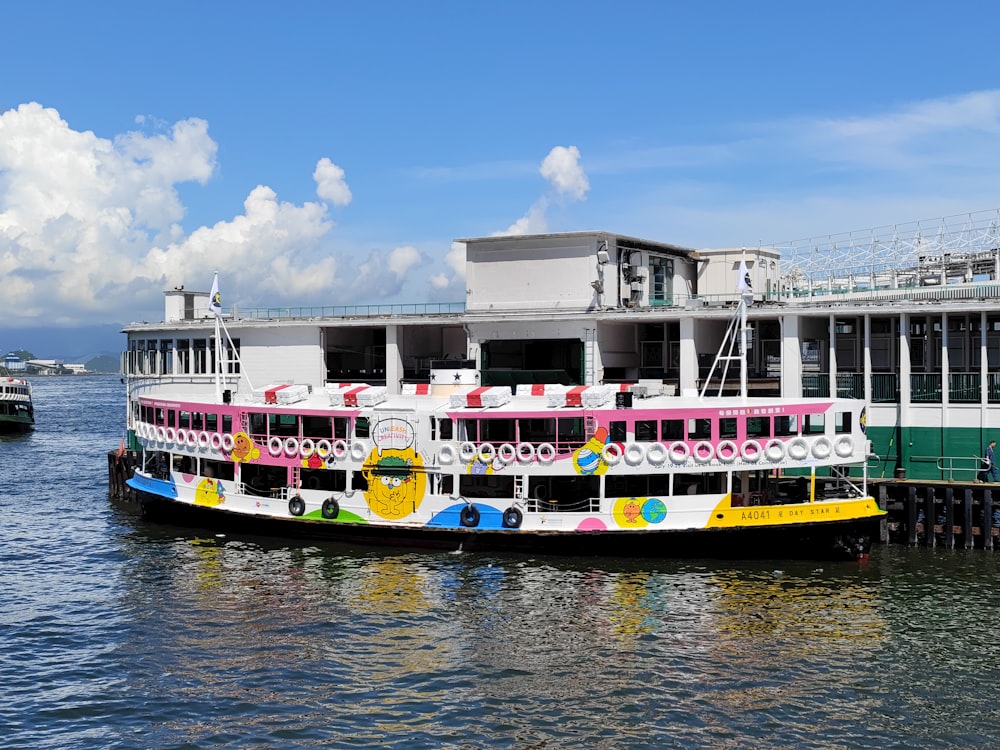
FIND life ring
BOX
[646,442,668,466]
[812,437,833,460]
[459,442,478,462]
[268,436,283,456]
[787,437,809,461]
[536,443,556,464]
[502,507,523,529]
[197,431,210,450]
[716,440,738,463]
[157,426,168,442]
[288,495,305,516]
[764,439,785,462]
[315,439,332,458]
[174,428,186,445]
[439,444,458,465]
[601,443,623,466]
[350,441,367,462]
[209,432,223,450]
[516,442,536,463]
[221,433,235,452]
[668,441,690,464]
[300,438,315,458]
[187,430,199,448]
[741,440,762,462]
[478,442,496,463]
[834,436,854,458]
[497,443,517,464]
[321,497,340,519]
[332,440,348,458]
[460,504,480,528]
[692,441,714,464]
[624,443,645,466]
[284,437,299,457]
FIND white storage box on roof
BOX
[546,385,613,408]
[328,384,387,407]
[251,383,309,405]
[449,386,512,408]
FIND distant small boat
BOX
[0,376,34,433]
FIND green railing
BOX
[949,373,981,403]
[872,373,899,403]
[911,373,942,403]
[238,302,465,320]
[802,374,829,397]
[836,373,865,399]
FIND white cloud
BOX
[429,242,466,293]
[314,157,352,206]
[386,245,421,280]
[540,145,589,200]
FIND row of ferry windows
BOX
[127,338,241,376]
[140,406,853,442]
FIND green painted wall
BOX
[867,424,988,481]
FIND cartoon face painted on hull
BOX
[229,432,260,463]
[573,426,610,475]
[361,418,427,520]
[194,478,225,506]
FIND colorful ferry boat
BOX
[0,376,34,433]
[123,264,884,560]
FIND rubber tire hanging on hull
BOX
[288,496,305,516]
[502,507,523,529]
[460,504,480,528]
[321,497,340,519]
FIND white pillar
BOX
[781,314,803,397]
[384,325,403,394]
[679,318,697,395]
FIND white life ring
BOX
[459,442,478,462]
[157,426,168,442]
[812,436,833,460]
[284,437,299,457]
[315,439,332,458]
[787,437,809,461]
[741,440,762,462]
[300,438,315,458]
[439,444,458,465]
[646,442,668,466]
[187,430,199,448]
[221,433,235,452]
[764,439,785,462]
[175,428,187,445]
[536,443,556,464]
[497,443,517,464]
[516,442,536,463]
[716,440,738,463]
[268,436,283,456]
[197,431,210,450]
[332,439,348,458]
[350,441,368,462]
[478,442,497,463]
[624,443,645,466]
[209,432,223,450]
[834,436,854,458]
[601,442,622,466]
[692,441,714,464]
[668,441,690,464]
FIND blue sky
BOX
[4,1,1000,334]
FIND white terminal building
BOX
[124,208,1000,481]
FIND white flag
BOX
[209,273,222,316]
[737,257,753,305]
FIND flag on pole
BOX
[209,273,222,317]
[737,257,753,305]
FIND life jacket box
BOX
[328,385,387,407]
[251,383,308,405]
[449,386,512,408]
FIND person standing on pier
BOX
[985,440,998,483]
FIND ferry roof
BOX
[457,231,701,261]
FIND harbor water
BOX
[4,376,1000,749]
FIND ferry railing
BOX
[837,373,866,399]
[988,373,1000,403]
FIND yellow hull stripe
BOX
[705,495,885,529]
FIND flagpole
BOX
[739,250,748,400]
[210,271,223,403]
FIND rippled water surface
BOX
[4,377,1000,748]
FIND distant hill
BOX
[0,324,123,362]
[86,355,120,373]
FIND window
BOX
[355,417,370,439]
[687,418,711,440]
[747,417,770,439]
[635,420,657,441]
[270,413,299,437]
[303,415,332,438]
[774,415,798,436]
[483,418,516,443]
[609,420,627,443]
[661,419,684,440]
[803,413,825,435]
[720,418,738,439]
[836,411,852,434]
[650,256,674,306]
